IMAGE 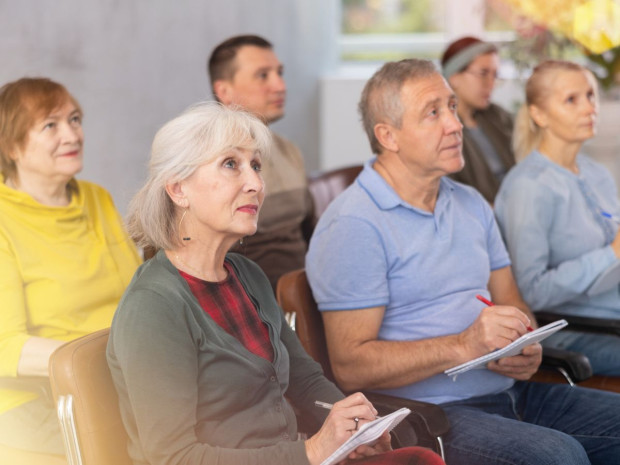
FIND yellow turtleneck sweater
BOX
[0,177,141,414]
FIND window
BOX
[339,0,515,63]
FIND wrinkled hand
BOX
[488,342,542,380]
[458,305,532,360]
[305,393,381,465]
[342,430,392,463]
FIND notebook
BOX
[445,319,568,379]
[586,260,620,296]
[320,407,411,465]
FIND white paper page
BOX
[445,320,568,378]
[320,407,411,465]
[587,260,620,296]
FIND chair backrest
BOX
[308,165,363,220]
[276,268,335,381]
[276,268,450,458]
[49,328,132,465]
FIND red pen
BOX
[476,294,533,332]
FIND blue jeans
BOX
[543,330,620,376]
[440,381,620,465]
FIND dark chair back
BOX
[308,165,363,220]
[276,269,450,457]
[276,268,335,382]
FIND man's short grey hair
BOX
[126,101,272,250]
[359,59,438,154]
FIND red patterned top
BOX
[179,261,274,362]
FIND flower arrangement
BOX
[487,0,620,90]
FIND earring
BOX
[239,237,244,245]
[179,209,191,242]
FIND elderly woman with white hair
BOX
[106,102,445,465]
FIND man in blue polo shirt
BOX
[306,58,620,465]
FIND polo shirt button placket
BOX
[270,375,277,382]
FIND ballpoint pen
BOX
[476,294,533,332]
[314,400,381,421]
[314,400,334,410]
[315,401,360,429]
[601,210,620,224]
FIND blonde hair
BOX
[513,60,591,161]
[126,102,271,250]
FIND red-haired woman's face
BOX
[13,100,84,183]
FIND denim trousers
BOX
[543,329,620,376]
[440,381,620,465]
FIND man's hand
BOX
[488,343,542,380]
[458,304,533,360]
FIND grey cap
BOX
[442,42,497,79]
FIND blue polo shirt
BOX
[306,158,514,404]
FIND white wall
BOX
[320,70,374,171]
[0,0,337,213]
[6,1,618,208]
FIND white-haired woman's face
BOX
[181,148,265,241]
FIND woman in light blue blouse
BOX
[495,60,620,375]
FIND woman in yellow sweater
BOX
[0,78,141,458]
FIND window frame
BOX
[338,0,516,63]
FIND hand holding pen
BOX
[476,295,533,332]
[474,294,542,379]
[305,393,388,465]
[457,294,534,360]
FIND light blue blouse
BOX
[495,150,620,318]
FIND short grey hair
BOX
[126,101,272,250]
[359,59,438,154]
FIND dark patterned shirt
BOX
[179,261,274,362]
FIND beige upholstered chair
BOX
[48,328,132,465]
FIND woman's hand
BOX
[611,229,620,258]
[305,392,387,465]
[16,336,65,377]
[344,430,392,462]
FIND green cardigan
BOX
[107,250,343,465]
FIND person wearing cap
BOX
[441,37,515,204]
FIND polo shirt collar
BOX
[358,157,455,214]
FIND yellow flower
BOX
[501,0,620,53]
